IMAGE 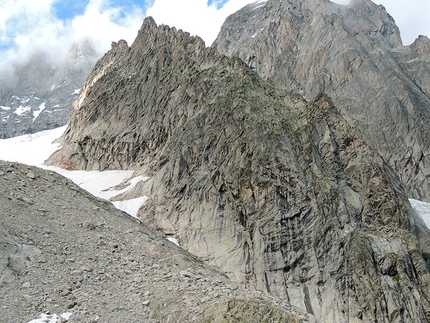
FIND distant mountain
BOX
[47,17,430,322]
[0,39,98,138]
[213,0,430,201]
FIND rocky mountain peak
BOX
[213,0,430,200]
[410,35,430,55]
[345,0,402,48]
[48,17,430,322]
[131,16,206,60]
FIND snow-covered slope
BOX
[0,126,148,218]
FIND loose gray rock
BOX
[0,161,310,323]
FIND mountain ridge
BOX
[47,16,430,322]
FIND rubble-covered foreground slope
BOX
[213,0,430,201]
[0,161,311,323]
[48,17,430,322]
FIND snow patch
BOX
[72,88,80,95]
[50,83,56,91]
[409,198,430,228]
[28,312,72,323]
[15,106,31,116]
[61,313,72,320]
[0,127,150,219]
[0,106,11,111]
[113,196,148,218]
[0,126,65,166]
[41,167,149,219]
[167,236,180,247]
[2,115,10,123]
[33,102,47,122]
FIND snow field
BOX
[0,126,149,219]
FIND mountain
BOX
[47,17,430,322]
[0,160,311,323]
[212,0,430,201]
[0,39,98,139]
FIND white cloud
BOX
[70,0,144,53]
[0,0,144,76]
[146,0,253,45]
[0,0,429,81]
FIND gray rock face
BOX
[212,0,430,201]
[0,161,311,323]
[48,17,430,322]
[0,39,98,138]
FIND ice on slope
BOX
[32,102,47,122]
[0,126,149,219]
[409,199,430,228]
[0,126,65,166]
[113,196,148,218]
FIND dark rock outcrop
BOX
[212,0,430,201]
[0,39,98,138]
[48,17,430,322]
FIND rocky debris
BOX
[0,161,312,323]
[212,0,430,201]
[0,39,98,138]
[47,17,430,322]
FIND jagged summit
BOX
[213,0,430,201]
[48,17,430,322]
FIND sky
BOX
[0,0,429,75]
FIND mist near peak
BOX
[0,0,145,85]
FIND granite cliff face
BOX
[48,17,430,322]
[0,40,98,138]
[213,0,430,201]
